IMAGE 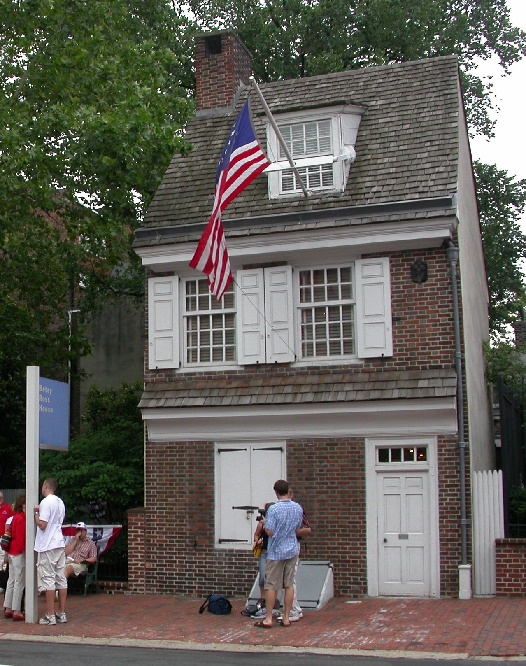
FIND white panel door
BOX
[377,472,430,595]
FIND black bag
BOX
[199,594,232,615]
[0,532,11,552]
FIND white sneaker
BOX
[39,614,56,625]
[251,608,280,619]
[55,612,67,623]
[289,610,303,622]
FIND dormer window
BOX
[266,105,364,198]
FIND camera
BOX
[255,509,266,522]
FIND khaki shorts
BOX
[264,555,298,591]
[36,548,68,592]
[67,562,87,577]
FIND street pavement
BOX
[1,593,525,660]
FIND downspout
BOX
[446,240,471,596]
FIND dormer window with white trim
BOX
[266,105,364,198]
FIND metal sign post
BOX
[25,366,40,623]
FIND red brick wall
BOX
[195,32,253,112]
[496,539,526,597]
[139,434,464,598]
[438,436,469,597]
[137,240,474,598]
[144,247,455,384]
[127,507,145,593]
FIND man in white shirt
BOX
[33,478,67,626]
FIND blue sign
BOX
[39,378,69,451]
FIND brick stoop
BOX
[98,580,130,594]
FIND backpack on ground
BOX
[198,593,232,615]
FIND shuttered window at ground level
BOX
[215,443,285,547]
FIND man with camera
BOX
[254,479,303,629]
[64,522,97,579]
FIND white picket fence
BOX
[472,470,504,596]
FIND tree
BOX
[183,0,526,336]
[184,0,526,137]
[0,0,195,484]
[475,162,526,337]
[40,382,144,524]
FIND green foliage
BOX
[484,339,526,395]
[184,0,526,137]
[0,1,194,484]
[509,486,526,523]
[40,382,144,524]
[475,162,526,337]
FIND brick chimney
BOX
[195,31,253,114]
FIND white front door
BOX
[366,438,439,598]
[377,471,430,596]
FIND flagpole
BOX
[249,76,309,199]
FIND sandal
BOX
[278,619,291,627]
[254,620,273,629]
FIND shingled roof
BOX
[139,369,457,410]
[135,55,460,248]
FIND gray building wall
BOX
[80,298,145,416]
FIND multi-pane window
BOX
[377,447,428,463]
[282,164,334,192]
[278,119,334,193]
[279,120,332,159]
[184,279,235,364]
[298,267,355,358]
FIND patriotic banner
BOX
[190,100,270,300]
[62,524,122,557]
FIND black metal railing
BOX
[97,531,128,582]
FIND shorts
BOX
[36,548,68,592]
[67,562,88,577]
[264,555,298,591]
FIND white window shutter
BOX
[355,258,393,358]
[147,276,179,369]
[216,446,252,545]
[216,443,285,547]
[236,269,266,365]
[264,265,295,363]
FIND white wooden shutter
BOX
[216,446,252,545]
[236,269,266,365]
[147,276,179,369]
[251,445,286,507]
[216,443,285,547]
[264,266,295,363]
[355,257,393,358]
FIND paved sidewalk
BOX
[1,593,526,659]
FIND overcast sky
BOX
[470,0,526,227]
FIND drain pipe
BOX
[446,240,471,598]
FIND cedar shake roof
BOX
[139,369,457,410]
[135,55,460,248]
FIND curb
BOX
[3,633,526,660]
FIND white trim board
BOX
[142,397,457,442]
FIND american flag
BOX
[62,524,122,556]
[189,101,270,300]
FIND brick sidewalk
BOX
[1,594,526,658]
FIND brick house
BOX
[130,31,494,598]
